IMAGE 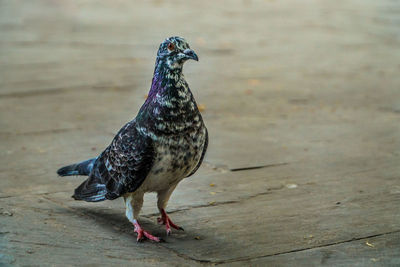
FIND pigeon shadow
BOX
[63,206,190,242]
[61,206,232,262]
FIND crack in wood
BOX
[0,127,81,137]
[0,195,14,199]
[0,88,68,98]
[2,184,285,216]
[0,190,74,199]
[8,239,78,249]
[143,186,285,218]
[202,161,290,174]
[0,84,134,98]
[230,162,289,172]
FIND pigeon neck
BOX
[147,63,184,99]
[138,62,191,117]
[152,62,182,88]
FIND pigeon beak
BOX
[183,49,199,61]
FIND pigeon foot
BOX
[133,220,163,242]
[157,209,184,235]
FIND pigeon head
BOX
[156,37,198,70]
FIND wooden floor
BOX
[1,0,400,266]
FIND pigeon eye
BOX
[167,43,175,51]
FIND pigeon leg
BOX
[157,185,183,235]
[157,209,184,235]
[125,193,162,242]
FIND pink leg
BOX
[133,220,163,242]
[157,209,184,235]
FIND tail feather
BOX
[57,158,96,177]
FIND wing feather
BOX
[73,121,155,201]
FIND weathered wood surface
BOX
[1,0,400,266]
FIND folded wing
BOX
[73,121,155,202]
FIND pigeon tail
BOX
[57,158,96,177]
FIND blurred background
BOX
[1,0,400,266]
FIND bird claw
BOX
[159,209,184,235]
[131,211,182,241]
[133,221,162,242]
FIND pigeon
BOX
[57,36,208,242]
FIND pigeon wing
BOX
[73,121,155,201]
